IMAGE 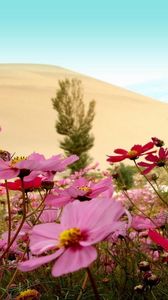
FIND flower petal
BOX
[31,223,62,239]
[148,229,168,251]
[107,155,125,162]
[114,149,127,155]
[30,235,57,255]
[18,249,64,272]
[51,246,97,277]
[142,142,154,152]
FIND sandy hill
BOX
[0,64,168,170]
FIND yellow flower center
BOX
[15,289,39,300]
[127,150,138,159]
[59,227,82,247]
[78,185,92,193]
[11,156,27,166]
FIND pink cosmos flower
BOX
[0,153,78,181]
[18,197,126,277]
[68,177,114,200]
[131,216,156,231]
[138,147,168,174]
[45,177,113,207]
[107,142,155,163]
[0,155,40,180]
[148,229,168,252]
[24,153,79,181]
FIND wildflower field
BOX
[1,137,168,299]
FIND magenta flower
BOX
[148,229,168,252]
[107,142,155,163]
[18,197,126,277]
[45,177,113,207]
[138,147,168,174]
[0,177,42,191]
[68,177,114,200]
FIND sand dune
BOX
[0,64,168,170]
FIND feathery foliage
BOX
[52,78,96,171]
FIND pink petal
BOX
[28,152,45,160]
[0,160,19,179]
[39,208,58,223]
[74,177,87,187]
[56,155,79,171]
[16,159,39,170]
[30,235,57,255]
[51,246,97,277]
[18,249,64,272]
[132,216,156,231]
[89,188,105,198]
[91,177,112,190]
[80,221,125,246]
[61,198,124,232]
[80,198,124,230]
[45,194,72,208]
[31,223,62,239]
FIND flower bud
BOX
[143,272,160,286]
[134,284,144,293]
[152,137,164,147]
[41,181,54,190]
[0,150,11,161]
[138,261,150,272]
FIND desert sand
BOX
[0,64,168,170]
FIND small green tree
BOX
[52,78,96,172]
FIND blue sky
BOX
[0,0,168,100]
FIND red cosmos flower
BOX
[107,142,155,163]
[138,147,168,174]
[148,229,168,252]
[0,177,42,191]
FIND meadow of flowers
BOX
[1,137,168,299]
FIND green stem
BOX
[76,272,89,300]
[134,161,168,206]
[0,178,27,260]
[86,267,100,300]
[123,190,158,227]
[4,180,12,246]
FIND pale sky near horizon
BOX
[0,0,168,100]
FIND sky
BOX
[0,0,168,101]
